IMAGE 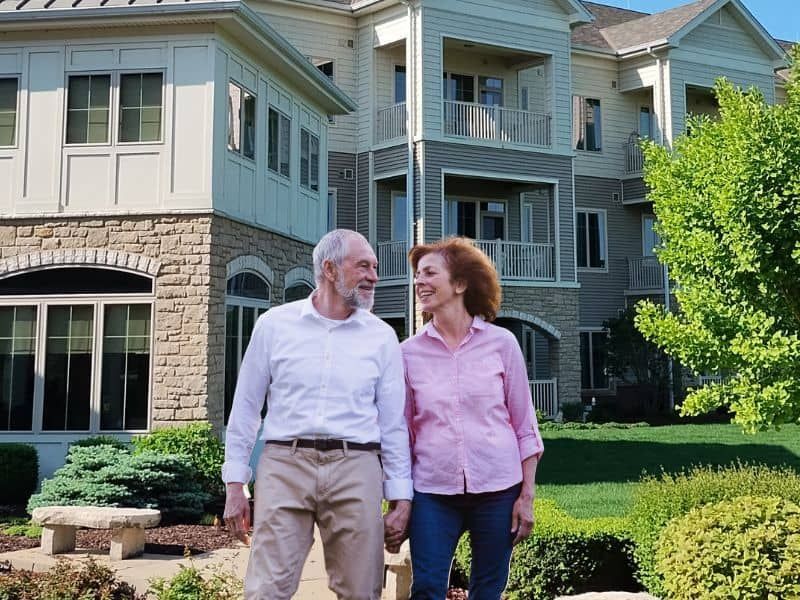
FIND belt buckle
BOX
[314,438,333,451]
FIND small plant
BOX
[655,496,800,599]
[560,401,585,422]
[148,559,244,599]
[1,519,41,539]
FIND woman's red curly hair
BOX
[408,236,502,322]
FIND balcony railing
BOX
[377,240,407,280]
[624,140,645,174]
[376,102,407,144]
[530,378,558,417]
[627,256,664,291]
[443,101,551,147]
[474,240,554,281]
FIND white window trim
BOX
[642,213,660,257]
[0,294,155,434]
[393,64,406,105]
[64,70,166,148]
[327,188,338,232]
[268,105,292,180]
[445,195,509,240]
[300,128,320,192]
[442,71,505,106]
[390,190,407,243]
[227,78,256,161]
[579,327,611,392]
[576,207,608,273]
[573,95,603,154]
[0,76,20,149]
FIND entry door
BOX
[642,215,661,256]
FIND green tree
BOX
[635,47,800,432]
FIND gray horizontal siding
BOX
[576,176,642,328]
[374,285,407,316]
[420,141,575,281]
[374,145,407,176]
[328,152,356,231]
[622,177,648,202]
[356,152,369,237]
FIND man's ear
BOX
[322,259,338,283]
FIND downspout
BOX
[402,0,416,337]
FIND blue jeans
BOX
[409,483,521,600]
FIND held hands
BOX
[511,493,534,546]
[384,499,411,553]
[223,482,252,546]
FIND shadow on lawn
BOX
[537,440,800,485]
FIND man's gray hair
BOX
[312,229,369,285]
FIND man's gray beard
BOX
[335,274,374,311]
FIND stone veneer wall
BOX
[501,286,581,406]
[0,214,316,433]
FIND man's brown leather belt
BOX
[266,439,381,452]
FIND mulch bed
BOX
[0,525,242,556]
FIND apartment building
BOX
[0,0,791,475]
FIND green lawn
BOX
[536,424,800,518]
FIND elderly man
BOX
[222,229,412,600]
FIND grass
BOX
[536,424,800,518]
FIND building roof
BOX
[572,2,647,51]
[776,40,795,83]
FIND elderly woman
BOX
[395,237,544,600]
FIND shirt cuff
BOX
[383,478,414,501]
[221,461,253,484]
[518,438,544,462]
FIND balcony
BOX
[377,240,408,280]
[530,378,558,417]
[474,239,555,281]
[627,256,665,292]
[443,101,551,148]
[376,102,407,145]
[624,140,644,175]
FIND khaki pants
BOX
[244,444,385,600]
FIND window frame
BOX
[268,106,292,180]
[576,207,608,272]
[64,70,166,148]
[0,288,155,435]
[226,79,256,161]
[573,95,603,153]
[579,328,610,391]
[299,128,320,192]
[327,188,338,231]
[390,191,408,243]
[0,76,19,149]
[394,64,407,105]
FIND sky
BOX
[596,0,799,43]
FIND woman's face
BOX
[414,252,465,314]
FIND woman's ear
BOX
[454,279,467,295]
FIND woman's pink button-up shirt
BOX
[401,317,544,495]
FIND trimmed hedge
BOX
[0,443,38,505]
[629,463,800,597]
[454,500,639,599]
[27,445,209,523]
[655,496,800,599]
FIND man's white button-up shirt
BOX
[222,295,413,500]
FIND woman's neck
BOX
[432,306,474,351]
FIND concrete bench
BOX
[31,506,161,560]
[383,540,412,600]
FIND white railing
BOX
[443,101,551,147]
[531,378,558,417]
[698,375,724,386]
[624,141,644,174]
[376,103,407,144]
[377,240,407,280]
[627,256,664,290]
[474,240,554,281]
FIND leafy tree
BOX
[605,307,670,392]
[635,47,800,431]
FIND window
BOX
[327,189,337,231]
[480,201,505,240]
[284,282,314,303]
[0,267,153,433]
[313,59,334,81]
[224,271,270,424]
[66,74,111,144]
[391,193,407,242]
[639,105,653,139]
[445,199,506,240]
[119,73,163,143]
[580,331,608,390]
[227,81,255,159]
[479,77,503,106]
[576,209,607,269]
[300,129,319,191]
[0,78,18,147]
[445,199,476,238]
[394,65,406,104]
[573,96,602,151]
[268,107,291,178]
[522,202,534,243]
[642,215,661,257]
[443,72,475,102]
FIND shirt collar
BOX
[422,315,487,342]
[300,291,368,327]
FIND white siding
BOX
[619,56,658,92]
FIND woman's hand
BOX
[510,493,534,546]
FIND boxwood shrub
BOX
[454,500,639,599]
[655,496,800,599]
[628,463,800,597]
[0,443,38,505]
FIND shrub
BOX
[538,421,649,431]
[148,561,243,599]
[454,500,639,599]
[655,496,800,599]
[27,445,209,523]
[0,444,38,506]
[0,558,144,599]
[71,435,129,451]
[1,519,41,539]
[629,462,800,596]
[133,423,225,504]
[560,401,585,422]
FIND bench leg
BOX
[41,525,76,555]
[110,527,146,560]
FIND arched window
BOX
[0,267,154,433]
[284,281,313,303]
[224,270,271,424]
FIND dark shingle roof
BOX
[776,39,795,82]
[572,2,647,51]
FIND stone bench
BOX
[383,540,412,600]
[31,506,161,560]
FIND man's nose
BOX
[367,265,378,282]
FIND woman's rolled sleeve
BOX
[503,333,544,462]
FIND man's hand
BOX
[384,499,411,553]
[510,493,534,546]
[223,482,251,546]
